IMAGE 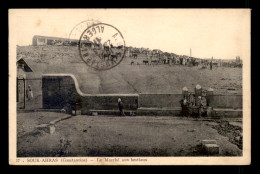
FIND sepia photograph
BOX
[9,9,251,165]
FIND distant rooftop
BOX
[33,35,78,42]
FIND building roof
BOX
[33,35,78,42]
[17,57,33,72]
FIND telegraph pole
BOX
[210,56,213,70]
[190,48,192,57]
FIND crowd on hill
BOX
[126,47,242,68]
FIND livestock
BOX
[116,52,122,57]
[102,52,111,60]
[117,45,124,49]
[108,52,122,62]
[143,60,149,65]
[151,60,159,64]
[132,53,138,59]
[110,54,118,62]
[104,46,110,51]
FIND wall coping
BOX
[139,93,242,96]
[139,93,183,95]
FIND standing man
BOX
[180,57,183,65]
[118,98,125,116]
[181,96,189,116]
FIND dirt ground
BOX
[17,112,71,141]
[17,113,242,157]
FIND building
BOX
[32,35,78,46]
[17,57,33,108]
[17,57,33,79]
[236,56,241,64]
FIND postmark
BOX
[68,19,101,42]
[78,23,126,70]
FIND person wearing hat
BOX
[210,61,213,70]
[118,98,125,116]
[180,96,189,117]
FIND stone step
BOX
[203,144,220,155]
[17,109,61,113]
[201,140,217,146]
[208,116,222,119]
[49,115,72,125]
[35,124,55,134]
[137,107,181,116]
[214,108,242,118]
[88,110,137,116]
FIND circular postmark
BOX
[69,19,101,42]
[78,23,126,70]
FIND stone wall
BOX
[81,95,138,114]
[42,75,138,114]
[210,95,242,109]
[42,75,243,115]
[42,76,77,109]
[138,94,183,108]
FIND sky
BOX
[10,9,250,59]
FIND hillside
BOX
[17,45,242,95]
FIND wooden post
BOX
[75,102,76,116]
[23,78,26,109]
[16,77,19,102]
[182,87,188,98]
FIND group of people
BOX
[129,53,209,67]
[181,94,206,117]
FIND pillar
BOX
[182,87,188,98]
[194,84,202,106]
[206,87,214,106]
[194,84,202,96]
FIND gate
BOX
[16,77,43,110]
[17,78,25,109]
[42,77,64,109]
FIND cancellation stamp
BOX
[78,23,126,70]
[68,19,100,43]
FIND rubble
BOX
[212,120,242,149]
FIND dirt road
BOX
[17,114,242,157]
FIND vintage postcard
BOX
[9,9,251,165]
